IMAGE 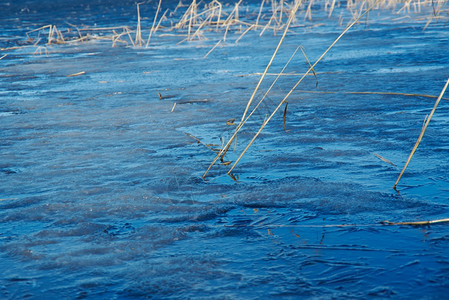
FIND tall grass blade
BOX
[135,3,143,47]
[146,0,163,47]
[393,78,449,190]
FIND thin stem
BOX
[393,78,449,190]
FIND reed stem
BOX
[393,78,449,190]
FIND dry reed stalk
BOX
[203,0,302,178]
[226,217,449,228]
[292,89,449,100]
[235,20,262,27]
[393,78,449,190]
[226,0,382,175]
[0,46,23,51]
[206,0,223,30]
[173,0,200,39]
[45,25,66,44]
[112,30,125,47]
[223,23,231,41]
[328,0,337,17]
[33,46,48,56]
[88,36,114,42]
[259,14,275,36]
[185,132,222,154]
[77,26,131,32]
[159,33,187,37]
[270,8,284,35]
[423,0,447,29]
[272,0,289,31]
[174,1,193,29]
[47,25,55,44]
[0,198,18,202]
[279,0,285,25]
[271,0,279,25]
[112,28,133,47]
[216,1,223,30]
[192,14,214,39]
[135,3,143,47]
[243,71,333,76]
[66,71,86,77]
[224,1,243,25]
[234,0,241,22]
[185,132,202,144]
[26,25,52,44]
[0,54,7,60]
[305,0,313,21]
[298,46,318,87]
[187,0,196,39]
[52,25,133,46]
[256,0,266,27]
[66,35,90,43]
[345,90,448,99]
[382,218,449,225]
[349,1,368,24]
[247,45,304,117]
[155,10,169,32]
[203,44,303,178]
[203,39,222,58]
[413,0,422,13]
[226,118,236,125]
[283,101,289,131]
[374,153,397,167]
[51,25,65,44]
[222,0,243,41]
[124,27,136,47]
[146,0,163,47]
[235,24,256,43]
[397,0,413,14]
[242,0,301,123]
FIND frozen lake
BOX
[1,0,449,298]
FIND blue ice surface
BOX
[1,0,449,298]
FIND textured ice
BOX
[1,0,449,298]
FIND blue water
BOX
[1,0,449,298]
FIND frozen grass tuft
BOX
[8,0,447,51]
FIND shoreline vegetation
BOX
[2,0,449,190]
[3,0,448,50]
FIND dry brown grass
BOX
[393,78,449,190]
[146,0,164,47]
[15,0,448,51]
